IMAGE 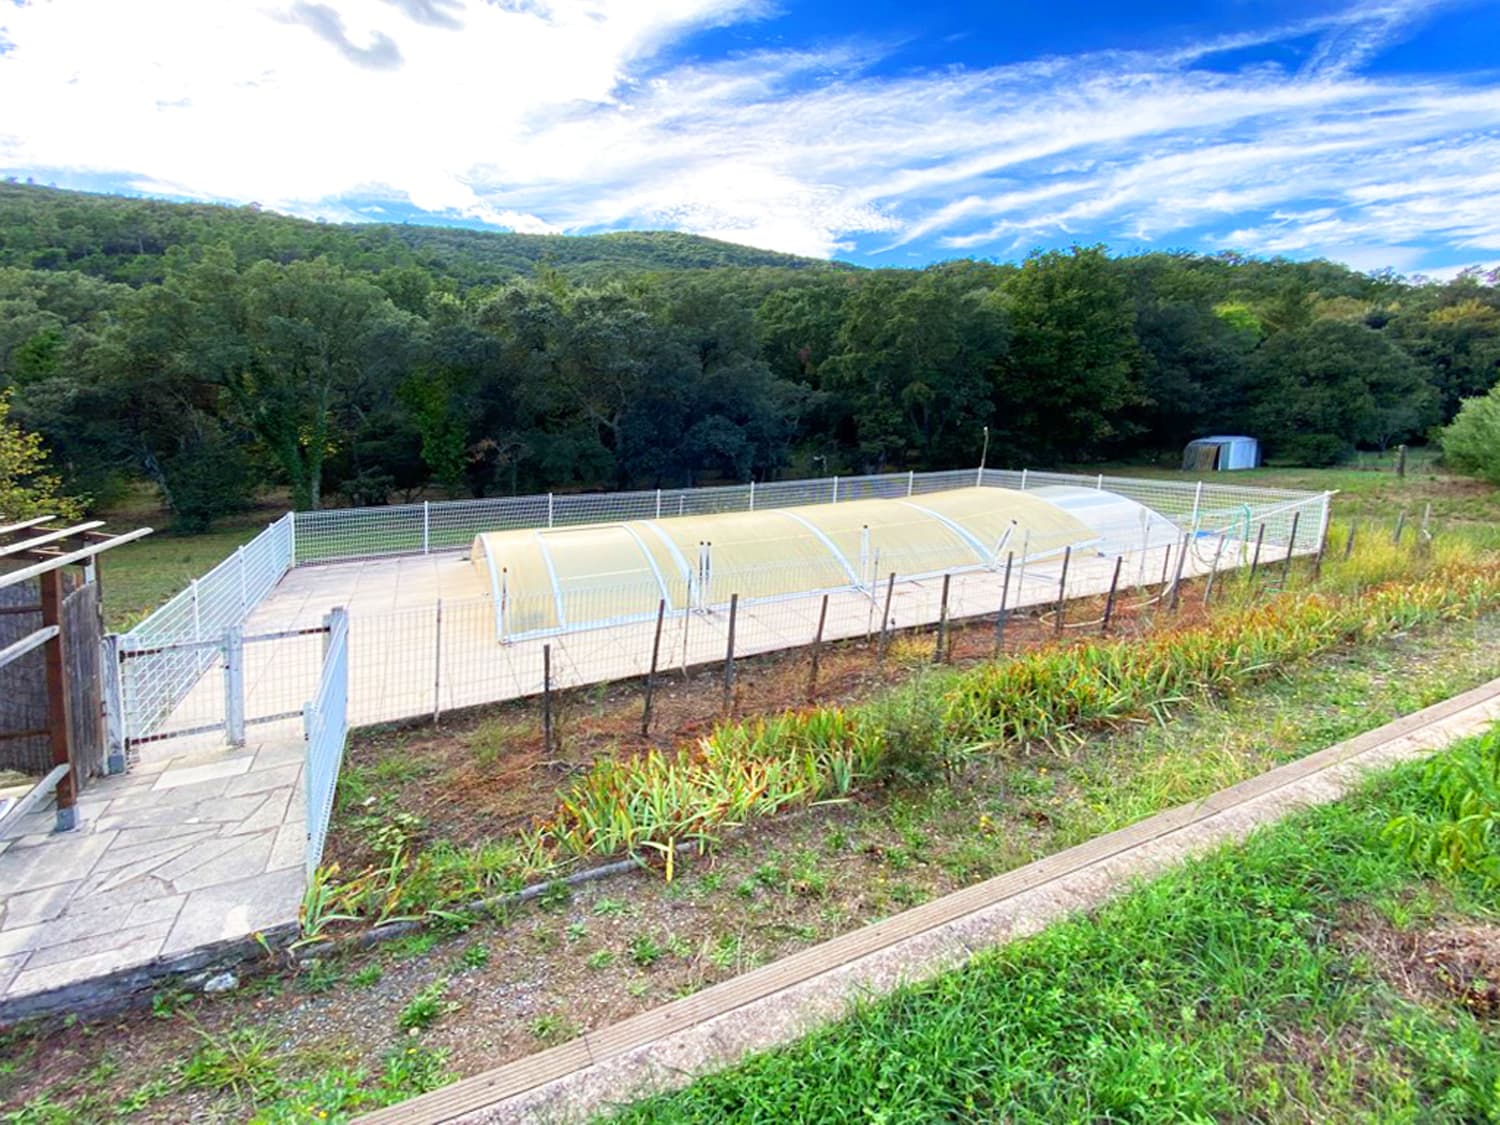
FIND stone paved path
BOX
[0,737,304,1010]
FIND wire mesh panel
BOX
[118,514,294,751]
[304,608,348,877]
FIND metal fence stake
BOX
[722,593,739,714]
[933,573,952,663]
[994,551,1013,657]
[1280,510,1302,590]
[876,572,896,665]
[1202,533,1227,606]
[1102,555,1123,633]
[808,594,829,699]
[641,599,665,736]
[432,598,442,725]
[1248,523,1266,587]
[1053,546,1071,635]
[1393,509,1407,546]
[542,643,554,756]
[1169,532,1189,610]
[1344,521,1358,560]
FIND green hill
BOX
[0,183,846,286]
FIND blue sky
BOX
[3,0,1500,276]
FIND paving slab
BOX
[0,736,306,1015]
[162,866,305,955]
[153,757,253,791]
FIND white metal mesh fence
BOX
[304,608,348,876]
[116,515,293,751]
[112,469,1328,753]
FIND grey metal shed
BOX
[1182,435,1259,472]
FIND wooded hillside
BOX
[2,184,1497,528]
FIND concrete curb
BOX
[356,677,1500,1125]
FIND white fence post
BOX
[832,476,840,504]
[237,546,248,613]
[223,625,245,747]
[100,633,126,774]
[1191,480,1204,530]
[907,470,914,496]
[423,501,431,555]
[655,489,662,520]
[749,480,755,511]
[1020,469,1029,491]
[191,579,202,642]
[548,493,555,528]
[1097,474,1104,491]
[287,510,297,567]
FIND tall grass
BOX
[533,557,1500,875]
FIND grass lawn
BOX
[1086,446,1500,530]
[608,729,1500,1123]
[5,599,1499,1122]
[94,515,272,633]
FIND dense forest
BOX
[2,183,1499,529]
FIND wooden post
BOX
[1159,543,1172,588]
[1280,510,1301,589]
[39,569,76,831]
[1101,555,1123,633]
[1396,443,1407,478]
[994,551,1013,657]
[876,572,896,665]
[722,593,738,713]
[933,573,951,663]
[641,599,666,736]
[542,643,553,756]
[1053,546,1071,635]
[1393,509,1407,546]
[1312,515,1328,581]
[808,594,829,699]
[1344,521,1358,560]
[1248,523,1266,586]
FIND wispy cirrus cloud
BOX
[0,0,1496,270]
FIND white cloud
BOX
[0,0,1497,267]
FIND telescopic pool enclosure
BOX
[470,485,1181,640]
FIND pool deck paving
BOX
[0,736,305,1020]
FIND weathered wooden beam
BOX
[39,568,76,829]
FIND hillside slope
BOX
[0,183,846,286]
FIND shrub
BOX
[1440,386,1500,485]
